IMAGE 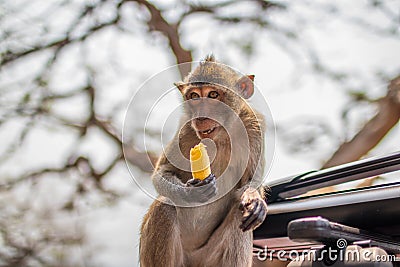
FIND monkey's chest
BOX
[176,196,232,249]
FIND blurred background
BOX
[0,0,399,266]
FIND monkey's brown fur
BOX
[140,56,267,267]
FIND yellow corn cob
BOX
[190,142,211,180]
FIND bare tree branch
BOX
[322,75,400,168]
[1,3,121,69]
[129,0,193,78]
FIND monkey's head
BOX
[175,55,255,140]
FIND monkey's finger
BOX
[204,174,216,184]
[240,202,267,232]
[193,174,216,187]
[241,211,265,232]
[190,180,207,187]
[240,201,259,229]
[186,178,202,187]
[240,201,262,232]
[205,177,216,187]
[239,200,252,212]
[206,183,217,192]
[241,200,260,222]
[195,178,216,190]
[250,206,267,231]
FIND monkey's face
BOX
[175,70,255,140]
[183,86,230,140]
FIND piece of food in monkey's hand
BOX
[239,197,267,232]
[190,142,211,180]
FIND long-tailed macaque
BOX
[140,55,267,267]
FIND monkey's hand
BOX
[184,174,217,203]
[239,188,267,232]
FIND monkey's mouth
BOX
[197,126,220,139]
[201,127,216,135]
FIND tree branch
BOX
[322,75,400,168]
[1,6,121,68]
[131,0,193,78]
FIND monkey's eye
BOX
[189,92,200,99]
[208,91,219,99]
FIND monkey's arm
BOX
[152,163,186,202]
[238,186,267,232]
[152,157,217,204]
[237,123,268,231]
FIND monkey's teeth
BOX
[202,127,215,134]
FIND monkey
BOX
[139,55,267,267]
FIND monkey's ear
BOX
[236,75,255,99]
[174,81,185,94]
